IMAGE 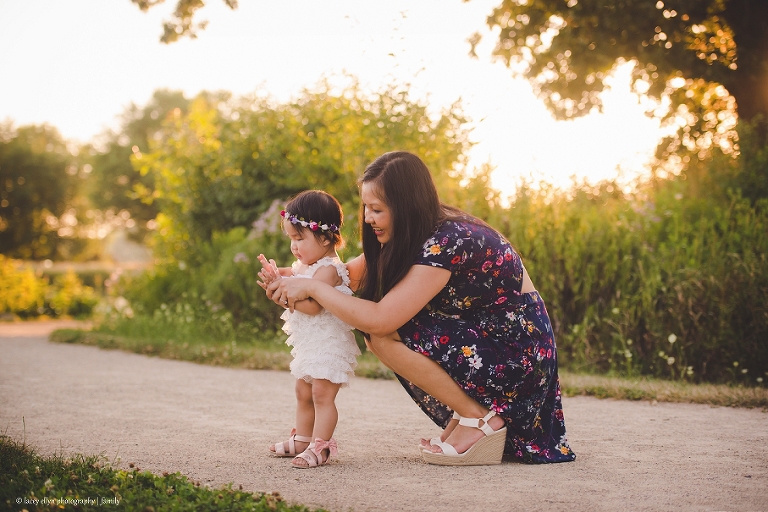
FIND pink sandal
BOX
[292,438,338,469]
[269,428,312,457]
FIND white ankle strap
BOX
[458,410,497,436]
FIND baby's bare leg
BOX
[294,378,315,443]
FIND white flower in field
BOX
[667,356,675,365]
[658,351,666,358]
[741,368,748,374]
[733,361,739,367]
[667,334,677,344]
[624,350,632,359]
[686,366,694,376]
[612,308,619,315]
[757,377,764,383]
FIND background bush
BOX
[495,123,768,384]
[0,256,98,319]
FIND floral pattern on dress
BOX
[397,220,576,464]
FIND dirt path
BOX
[1,321,766,511]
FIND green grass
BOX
[0,435,321,512]
[49,328,393,380]
[50,328,767,408]
[559,371,768,409]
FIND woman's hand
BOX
[264,276,315,312]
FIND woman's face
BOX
[361,182,392,244]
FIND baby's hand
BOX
[257,254,281,287]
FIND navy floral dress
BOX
[396,220,576,464]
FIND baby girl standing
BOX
[257,190,360,468]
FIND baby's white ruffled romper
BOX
[280,257,360,386]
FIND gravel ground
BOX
[1,321,767,512]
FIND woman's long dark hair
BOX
[358,151,480,302]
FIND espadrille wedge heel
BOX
[420,410,506,466]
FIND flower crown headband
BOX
[280,209,340,233]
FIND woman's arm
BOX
[289,264,342,316]
[266,263,451,336]
[344,253,365,292]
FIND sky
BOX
[0,0,664,198]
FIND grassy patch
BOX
[50,328,394,380]
[559,370,768,409]
[50,328,293,371]
[50,328,766,408]
[0,435,321,512]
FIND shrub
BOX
[502,174,768,384]
[0,255,46,317]
[106,207,294,344]
[48,270,99,318]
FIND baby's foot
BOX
[291,439,337,468]
[268,428,311,457]
[269,439,309,455]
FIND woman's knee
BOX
[367,332,402,359]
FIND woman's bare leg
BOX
[368,333,504,454]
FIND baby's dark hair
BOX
[283,190,344,247]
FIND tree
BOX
[473,0,768,155]
[131,0,237,43]
[0,123,81,259]
[84,89,190,232]
[137,80,479,256]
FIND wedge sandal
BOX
[420,410,506,466]
[418,411,461,452]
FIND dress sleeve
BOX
[412,222,471,271]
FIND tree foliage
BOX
[131,0,237,43]
[0,123,81,259]
[138,80,478,257]
[475,0,768,161]
[84,89,190,231]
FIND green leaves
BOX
[140,81,474,258]
[131,0,239,43]
[501,166,768,383]
[481,0,768,165]
[0,124,81,259]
